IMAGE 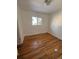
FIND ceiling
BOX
[17,0,62,14]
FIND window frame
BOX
[32,16,42,26]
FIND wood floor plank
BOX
[18,33,62,59]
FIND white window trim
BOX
[32,16,42,26]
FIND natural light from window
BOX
[32,16,42,25]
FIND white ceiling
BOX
[17,0,62,14]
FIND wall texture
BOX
[21,10,49,36]
[17,6,24,44]
[49,12,62,39]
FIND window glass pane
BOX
[38,18,42,25]
[32,17,37,25]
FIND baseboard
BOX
[48,32,62,40]
[24,32,48,37]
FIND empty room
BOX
[17,0,62,59]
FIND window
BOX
[32,17,37,25]
[32,16,42,25]
[38,18,42,25]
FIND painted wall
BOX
[49,12,62,39]
[21,10,49,36]
[17,6,24,44]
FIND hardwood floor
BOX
[17,33,62,59]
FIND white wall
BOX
[49,12,62,39]
[21,10,49,36]
[17,6,24,44]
